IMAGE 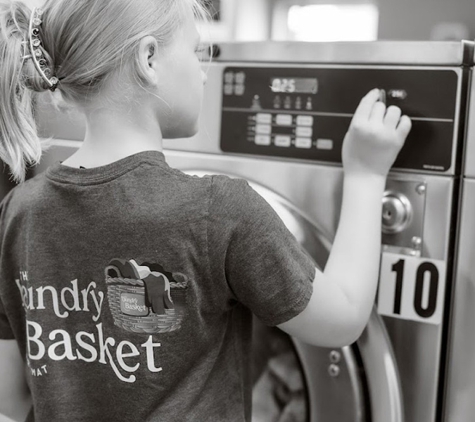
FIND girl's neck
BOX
[61,104,163,169]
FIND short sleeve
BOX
[208,176,315,326]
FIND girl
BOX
[0,0,412,421]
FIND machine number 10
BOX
[377,253,446,325]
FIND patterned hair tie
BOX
[24,8,58,91]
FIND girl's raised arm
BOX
[279,89,412,347]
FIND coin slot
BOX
[382,191,413,234]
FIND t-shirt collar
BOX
[46,150,167,185]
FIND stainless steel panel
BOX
[206,41,474,66]
[358,312,404,422]
[382,179,426,254]
[444,179,475,422]
[294,312,404,422]
[363,171,453,422]
[463,72,475,177]
[381,175,453,422]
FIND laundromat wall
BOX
[19,0,475,43]
[205,0,475,42]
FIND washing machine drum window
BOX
[186,171,404,422]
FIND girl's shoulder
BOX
[0,172,47,215]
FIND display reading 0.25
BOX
[270,77,318,94]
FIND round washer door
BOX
[186,170,404,422]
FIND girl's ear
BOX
[136,36,159,86]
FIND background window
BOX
[272,1,379,42]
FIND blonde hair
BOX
[0,0,209,182]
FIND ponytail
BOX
[0,2,48,183]
[0,0,210,183]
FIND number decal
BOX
[378,253,446,325]
[391,259,404,315]
[414,262,439,318]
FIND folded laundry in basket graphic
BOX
[105,258,188,334]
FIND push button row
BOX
[255,124,313,138]
[256,113,314,127]
[224,84,245,96]
[254,135,334,150]
[224,71,246,84]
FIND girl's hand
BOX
[342,88,412,178]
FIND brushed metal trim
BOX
[206,41,474,66]
[358,311,404,422]
[463,71,475,177]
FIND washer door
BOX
[186,170,404,422]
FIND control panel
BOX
[220,66,460,172]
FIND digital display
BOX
[270,77,318,94]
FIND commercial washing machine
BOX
[32,41,473,422]
[444,45,475,422]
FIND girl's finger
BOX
[353,89,381,121]
[369,101,386,122]
[396,115,412,139]
[384,106,402,129]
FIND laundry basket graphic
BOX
[106,261,188,334]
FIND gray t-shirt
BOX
[0,151,315,422]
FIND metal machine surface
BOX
[33,41,474,422]
[444,48,475,422]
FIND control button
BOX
[274,96,282,109]
[297,115,314,126]
[276,114,293,126]
[295,97,302,110]
[274,135,292,147]
[256,113,272,124]
[256,124,272,135]
[255,135,271,146]
[296,127,313,137]
[235,72,246,84]
[224,72,234,84]
[295,137,312,149]
[388,89,408,100]
[316,139,334,150]
[234,84,245,96]
[224,84,233,95]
